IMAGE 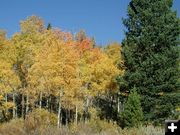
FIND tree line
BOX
[0,16,125,127]
[0,0,180,128]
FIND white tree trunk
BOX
[57,91,62,128]
[75,104,78,125]
[66,109,68,127]
[26,93,29,114]
[13,93,16,119]
[39,91,42,109]
[5,93,7,103]
[117,97,120,113]
[22,94,24,118]
[5,93,8,114]
[46,98,49,109]
[85,97,89,123]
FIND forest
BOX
[0,0,180,135]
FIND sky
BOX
[0,0,180,45]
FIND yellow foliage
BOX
[105,42,124,69]
[175,107,180,112]
[0,95,4,101]
[20,15,45,34]
[80,48,121,97]
[3,102,15,109]
[25,108,57,126]
[28,32,83,109]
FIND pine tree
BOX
[121,88,143,128]
[120,0,180,122]
[47,23,52,30]
[90,37,96,48]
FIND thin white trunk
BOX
[21,94,24,118]
[26,93,29,114]
[13,93,16,119]
[49,96,52,112]
[46,98,49,109]
[5,93,7,103]
[66,109,68,127]
[75,104,78,124]
[57,101,61,128]
[5,93,7,114]
[85,97,89,123]
[57,92,62,128]
[39,91,42,109]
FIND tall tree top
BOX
[20,15,45,34]
[75,30,86,42]
[0,30,6,41]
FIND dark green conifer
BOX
[47,23,52,30]
[121,88,143,127]
[120,0,180,122]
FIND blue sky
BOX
[0,0,179,45]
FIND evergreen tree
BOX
[91,37,96,48]
[47,23,52,30]
[121,88,143,128]
[120,0,180,122]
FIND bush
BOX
[119,126,164,135]
[0,119,25,135]
[69,119,121,135]
[0,109,164,135]
[24,108,57,134]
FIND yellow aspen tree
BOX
[11,16,45,118]
[28,31,82,127]
[79,47,122,121]
[0,32,20,120]
[104,43,124,69]
[20,15,45,34]
[104,43,125,113]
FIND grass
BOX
[0,119,164,135]
[0,109,164,135]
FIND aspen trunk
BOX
[46,98,49,109]
[68,109,70,123]
[66,109,68,127]
[57,92,62,128]
[75,105,78,124]
[57,101,61,128]
[85,97,89,123]
[26,93,29,114]
[39,91,42,109]
[5,93,7,103]
[16,107,18,118]
[21,94,24,118]
[110,96,113,118]
[5,93,7,114]
[49,96,52,112]
[13,93,16,119]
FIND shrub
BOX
[24,108,57,134]
[0,119,25,135]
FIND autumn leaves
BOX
[0,16,123,125]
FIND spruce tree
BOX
[121,88,143,128]
[120,0,180,122]
[47,23,52,30]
